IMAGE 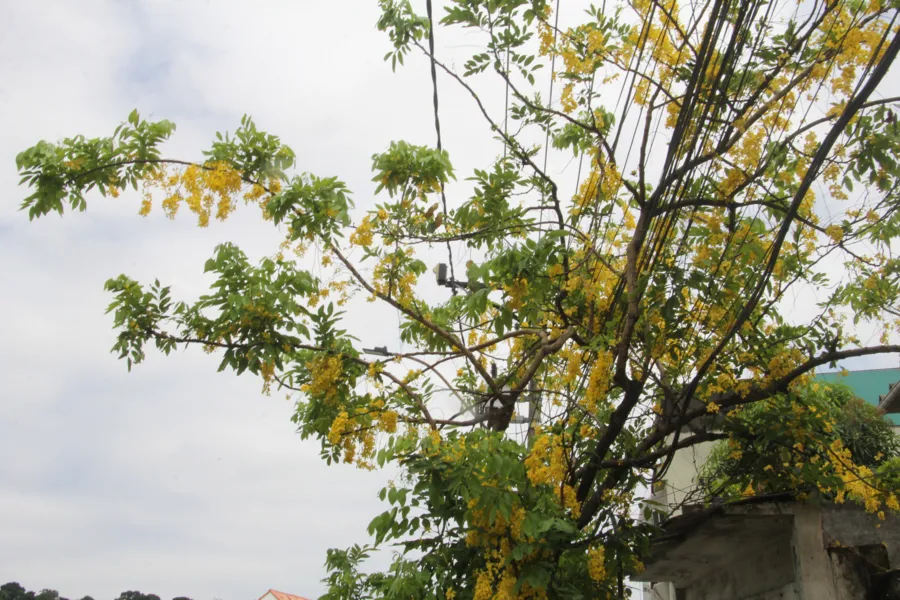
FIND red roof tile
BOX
[259,590,311,600]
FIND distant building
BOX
[257,590,310,600]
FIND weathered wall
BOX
[641,502,900,599]
[683,522,796,600]
[661,440,717,513]
[821,503,900,563]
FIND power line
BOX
[425,0,458,293]
[539,0,562,239]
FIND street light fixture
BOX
[362,346,392,357]
[432,262,541,445]
[433,263,485,291]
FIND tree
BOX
[700,382,900,504]
[1,583,34,600]
[15,0,900,597]
[34,590,67,600]
[115,591,160,600]
[0,586,168,600]
[0,585,67,600]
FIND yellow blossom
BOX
[587,547,606,581]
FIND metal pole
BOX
[526,379,541,448]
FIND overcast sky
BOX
[0,1,493,598]
[1,2,898,600]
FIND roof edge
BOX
[879,380,900,414]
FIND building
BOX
[817,367,900,424]
[655,368,900,516]
[643,368,900,599]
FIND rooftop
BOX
[259,590,311,600]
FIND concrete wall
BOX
[686,527,796,600]
[639,502,900,600]
[657,439,717,515]
[648,581,798,600]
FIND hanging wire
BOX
[541,0,563,173]
[504,46,511,159]
[538,0,563,238]
[651,0,883,483]
[425,0,458,294]
[424,0,484,424]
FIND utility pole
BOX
[525,379,541,448]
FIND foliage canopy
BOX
[700,382,900,507]
[0,583,183,600]
[16,0,900,597]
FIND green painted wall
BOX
[816,368,900,425]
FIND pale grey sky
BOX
[0,1,491,598]
[1,2,897,600]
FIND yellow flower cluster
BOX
[378,408,398,433]
[619,0,688,111]
[307,279,354,309]
[560,84,577,113]
[572,156,622,214]
[557,24,608,76]
[349,216,375,247]
[766,348,805,382]
[367,361,384,379]
[586,546,607,582]
[538,20,555,57]
[301,354,343,402]
[259,360,275,395]
[466,500,547,600]
[827,438,889,516]
[583,351,613,413]
[328,411,350,445]
[327,410,363,465]
[819,6,889,96]
[825,224,844,244]
[703,369,738,399]
[503,278,529,311]
[326,402,388,470]
[368,398,399,434]
[138,162,282,227]
[562,348,585,387]
[822,163,848,201]
[372,250,419,306]
[524,433,580,517]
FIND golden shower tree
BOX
[15,0,900,597]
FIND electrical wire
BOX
[425,0,458,293]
